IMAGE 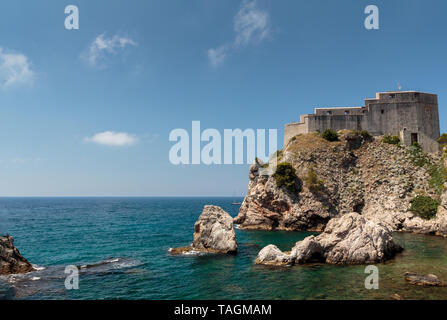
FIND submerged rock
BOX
[404,272,443,286]
[0,235,35,275]
[171,205,237,255]
[256,213,403,266]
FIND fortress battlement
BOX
[284,91,440,153]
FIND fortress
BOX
[284,91,440,153]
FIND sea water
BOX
[0,197,446,300]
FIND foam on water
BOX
[33,265,46,271]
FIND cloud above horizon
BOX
[82,33,137,68]
[208,0,270,67]
[0,47,34,89]
[85,131,137,146]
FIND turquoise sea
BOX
[1,197,447,300]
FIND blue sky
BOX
[0,0,446,196]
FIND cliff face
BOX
[0,235,34,275]
[234,131,447,236]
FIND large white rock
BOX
[192,205,238,253]
[171,205,238,255]
[256,213,403,266]
[318,213,402,264]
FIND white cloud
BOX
[82,34,137,68]
[0,47,34,88]
[85,131,137,146]
[234,0,270,46]
[208,0,270,67]
[207,45,228,67]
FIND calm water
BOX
[0,197,447,300]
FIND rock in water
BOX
[317,213,403,264]
[171,205,237,254]
[256,213,403,266]
[193,205,237,253]
[255,245,294,266]
[404,272,443,286]
[0,235,35,275]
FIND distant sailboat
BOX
[231,189,242,205]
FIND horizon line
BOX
[0,195,246,198]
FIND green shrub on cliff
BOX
[407,142,429,167]
[409,195,440,220]
[273,163,300,194]
[354,130,372,141]
[321,129,339,142]
[428,164,447,195]
[304,166,324,193]
[382,135,400,145]
[438,133,447,149]
[407,143,446,194]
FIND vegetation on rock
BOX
[354,130,373,141]
[304,166,324,194]
[407,143,446,194]
[428,164,447,195]
[321,129,339,142]
[273,163,300,194]
[407,142,429,167]
[382,135,400,145]
[409,195,440,220]
[289,135,299,144]
[437,133,447,149]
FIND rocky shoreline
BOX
[171,205,404,266]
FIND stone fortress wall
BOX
[284,91,440,153]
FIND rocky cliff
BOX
[0,235,34,275]
[235,131,447,236]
